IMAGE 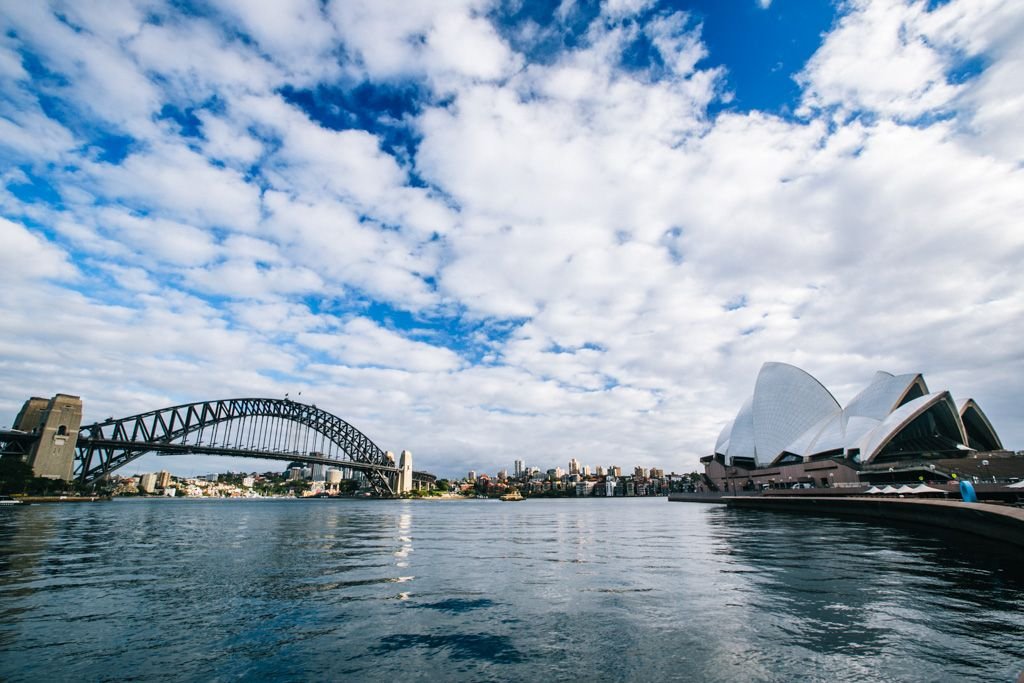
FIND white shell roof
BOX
[781,411,837,457]
[724,362,835,464]
[714,364,993,468]
[844,372,926,421]
[855,391,963,463]
[749,362,839,466]
[714,416,735,455]
[725,396,756,462]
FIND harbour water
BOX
[1,497,1022,681]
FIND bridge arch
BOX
[75,398,399,494]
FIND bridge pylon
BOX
[398,450,413,494]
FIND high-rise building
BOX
[467,470,476,481]
[650,468,665,479]
[326,468,342,485]
[568,458,581,475]
[311,464,325,481]
[634,466,647,479]
[156,470,171,488]
[497,469,508,480]
[595,465,605,477]
[139,472,157,494]
[609,466,621,477]
[514,460,524,477]
[581,465,592,476]
[604,477,617,496]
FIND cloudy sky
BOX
[1,0,1022,479]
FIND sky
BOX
[1,0,1022,479]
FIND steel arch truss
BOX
[75,398,397,494]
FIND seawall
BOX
[722,496,1024,549]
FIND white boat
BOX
[0,496,24,505]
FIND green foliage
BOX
[0,457,33,494]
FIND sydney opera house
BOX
[701,363,1016,491]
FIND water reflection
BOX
[0,499,1021,682]
[704,506,1024,681]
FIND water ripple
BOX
[0,499,1022,682]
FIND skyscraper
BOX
[568,458,580,475]
[514,459,524,477]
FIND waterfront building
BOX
[288,467,303,481]
[242,476,256,488]
[575,481,595,497]
[156,470,171,488]
[139,472,157,494]
[605,477,616,496]
[705,362,1016,490]
[311,464,325,481]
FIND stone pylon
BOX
[398,450,413,494]
[14,394,82,481]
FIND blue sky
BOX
[1,0,1022,478]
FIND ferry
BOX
[500,490,524,501]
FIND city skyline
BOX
[1,0,1022,480]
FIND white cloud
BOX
[299,317,463,373]
[0,217,76,282]
[90,142,262,230]
[0,0,1022,480]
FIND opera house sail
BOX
[706,362,1007,489]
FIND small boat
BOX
[0,496,24,506]
[500,490,524,501]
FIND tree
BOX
[0,457,33,494]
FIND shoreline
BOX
[721,495,1024,549]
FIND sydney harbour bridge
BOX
[0,396,426,496]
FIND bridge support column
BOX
[14,394,82,481]
[398,450,413,494]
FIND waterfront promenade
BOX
[670,489,1024,549]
